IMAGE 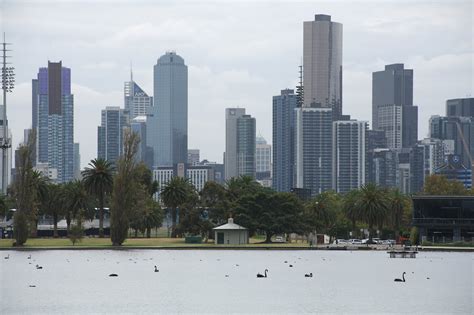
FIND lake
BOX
[1,249,472,314]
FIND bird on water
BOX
[394,272,406,282]
[257,269,268,278]
[154,266,159,272]
[109,274,118,277]
[305,273,313,278]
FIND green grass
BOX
[0,237,312,248]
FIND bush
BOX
[410,226,419,245]
[69,221,84,245]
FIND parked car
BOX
[371,238,381,244]
[351,239,362,245]
[274,236,285,243]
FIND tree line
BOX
[4,129,471,246]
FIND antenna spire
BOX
[130,61,133,81]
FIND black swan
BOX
[257,269,268,278]
[109,274,118,277]
[36,265,43,270]
[289,264,293,267]
[394,272,406,282]
[305,273,313,278]
[4,254,9,259]
[154,266,159,272]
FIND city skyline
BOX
[2,1,473,168]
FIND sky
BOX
[1,0,473,168]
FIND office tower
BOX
[429,115,474,173]
[97,106,129,165]
[187,149,200,166]
[148,51,188,167]
[368,148,397,188]
[295,106,332,195]
[419,138,451,178]
[367,130,387,151]
[303,14,343,119]
[272,89,297,192]
[376,104,403,150]
[186,165,215,191]
[332,120,368,193]
[130,116,147,164]
[446,98,474,117]
[198,160,225,184]
[124,73,153,120]
[372,64,418,148]
[224,108,256,180]
[410,145,425,193]
[256,136,272,187]
[35,61,74,183]
[73,143,80,180]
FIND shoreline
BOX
[1,245,473,252]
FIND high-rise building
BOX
[435,154,472,188]
[97,106,129,165]
[187,149,200,166]
[73,143,80,180]
[446,98,474,117]
[376,104,403,150]
[124,73,153,120]
[368,148,397,188]
[372,64,418,148]
[272,89,297,192]
[296,106,333,195]
[367,129,387,151]
[224,108,256,180]
[256,136,272,187]
[35,61,74,183]
[148,52,188,167]
[332,120,368,193]
[303,14,343,119]
[130,115,147,164]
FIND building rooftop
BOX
[213,218,247,230]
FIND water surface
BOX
[1,249,472,314]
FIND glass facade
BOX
[272,89,297,192]
[148,52,188,167]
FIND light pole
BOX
[1,33,14,195]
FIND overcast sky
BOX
[2,0,473,168]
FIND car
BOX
[371,238,381,244]
[333,239,349,245]
[274,236,285,243]
[350,239,362,245]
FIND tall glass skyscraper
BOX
[303,14,343,119]
[124,73,153,120]
[372,64,418,148]
[225,108,256,180]
[272,89,297,192]
[148,52,188,167]
[35,61,74,183]
[97,106,129,165]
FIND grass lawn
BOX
[0,237,312,248]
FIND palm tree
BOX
[29,170,49,237]
[356,183,389,241]
[161,176,194,237]
[82,158,114,238]
[63,180,91,233]
[343,189,361,236]
[40,183,64,238]
[388,189,407,241]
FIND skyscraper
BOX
[130,115,147,164]
[256,136,272,186]
[295,106,333,195]
[303,14,343,119]
[35,61,74,183]
[97,106,129,165]
[272,89,297,192]
[332,120,368,193]
[372,63,418,148]
[446,97,474,118]
[225,108,256,180]
[73,142,80,180]
[187,149,200,166]
[376,104,403,150]
[124,73,153,120]
[148,51,188,167]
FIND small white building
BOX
[213,218,249,245]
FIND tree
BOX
[304,191,339,236]
[12,132,36,245]
[69,214,84,245]
[200,181,228,225]
[82,158,114,238]
[356,184,389,240]
[342,189,361,236]
[422,174,469,195]
[29,170,49,237]
[63,180,91,233]
[110,130,140,246]
[40,183,64,238]
[161,176,195,237]
[388,189,410,240]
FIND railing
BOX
[412,218,474,226]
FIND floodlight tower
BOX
[1,33,14,194]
